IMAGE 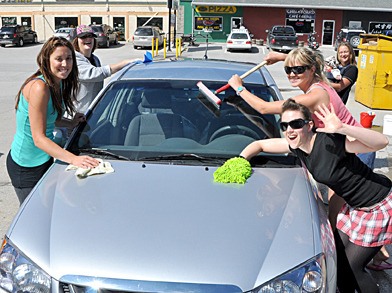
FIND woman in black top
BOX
[327,42,358,104]
[240,99,392,293]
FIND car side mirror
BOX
[250,34,254,38]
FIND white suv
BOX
[226,27,253,52]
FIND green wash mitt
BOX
[214,157,252,184]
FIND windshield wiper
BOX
[138,153,227,163]
[79,148,130,161]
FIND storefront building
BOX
[0,0,171,42]
[181,0,392,45]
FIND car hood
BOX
[9,160,319,291]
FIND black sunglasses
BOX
[280,118,310,131]
[80,34,95,39]
[284,65,309,75]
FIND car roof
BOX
[340,27,366,32]
[231,27,249,33]
[114,59,273,86]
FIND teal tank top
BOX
[11,76,60,167]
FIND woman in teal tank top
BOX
[6,36,99,205]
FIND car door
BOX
[20,26,29,42]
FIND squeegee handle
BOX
[239,61,268,79]
[214,61,268,94]
[214,83,231,94]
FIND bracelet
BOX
[236,86,246,96]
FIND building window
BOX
[194,16,223,31]
[55,17,78,30]
[91,17,103,25]
[285,8,315,34]
[1,16,16,26]
[136,17,163,30]
[21,17,31,28]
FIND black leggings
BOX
[335,230,381,293]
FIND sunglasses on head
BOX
[280,118,310,131]
[284,65,309,75]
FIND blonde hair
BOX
[284,47,329,83]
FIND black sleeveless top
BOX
[290,133,391,208]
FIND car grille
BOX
[61,283,137,293]
[58,277,241,293]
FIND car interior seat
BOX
[124,89,200,146]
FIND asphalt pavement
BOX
[0,40,391,291]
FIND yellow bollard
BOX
[155,38,159,56]
[175,38,178,58]
[163,38,167,59]
[178,38,182,56]
[151,37,155,57]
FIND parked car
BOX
[54,27,77,41]
[226,27,253,52]
[334,27,366,54]
[266,25,299,52]
[91,24,118,48]
[0,25,38,47]
[0,59,337,293]
[133,25,164,49]
[385,30,392,37]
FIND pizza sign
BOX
[196,6,236,14]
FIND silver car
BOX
[0,60,336,293]
[133,26,164,49]
[54,27,77,41]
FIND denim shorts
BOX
[357,151,376,169]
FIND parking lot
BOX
[0,40,391,291]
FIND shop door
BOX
[322,20,334,45]
[113,17,125,41]
[231,17,242,30]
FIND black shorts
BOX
[6,151,53,189]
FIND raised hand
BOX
[314,103,343,133]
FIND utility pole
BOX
[167,0,172,51]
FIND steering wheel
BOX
[209,125,260,142]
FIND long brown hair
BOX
[15,36,79,117]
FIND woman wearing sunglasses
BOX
[228,47,360,129]
[240,99,392,293]
[229,47,375,225]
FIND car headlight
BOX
[0,238,51,293]
[251,254,326,293]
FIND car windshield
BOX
[135,28,153,36]
[1,27,15,32]
[68,80,283,164]
[230,33,249,40]
[273,27,294,34]
[92,26,104,33]
[59,28,72,33]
